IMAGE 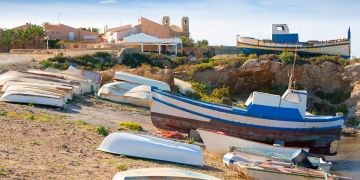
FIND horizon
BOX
[0,0,359,57]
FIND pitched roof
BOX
[123,33,181,44]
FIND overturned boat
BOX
[97,81,150,107]
[112,168,220,180]
[237,24,351,58]
[114,71,170,91]
[98,132,203,166]
[150,87,345,155]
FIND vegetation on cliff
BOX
[40,52,117,70]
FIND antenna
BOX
[288,44,298,90]
[57,12,62,24]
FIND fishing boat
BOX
[97,132,203,166]
[114,71,171,91]
[150,87,344,155]
[237,24,351,58]
[97,81,150,107]
[112,168,220,180]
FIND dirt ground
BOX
[0,96,242,180]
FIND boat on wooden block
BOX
[112,168,220,180]
[237,24,351,58]
[97,132,203,166]
[97,82,150,107]
[150,87,345,155]
[114,71,171,91]
[198,129,303,156]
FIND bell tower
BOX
[181,16,189,34]
[162,16,170,26]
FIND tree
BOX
[180,36,195,47]
[0,29,16,51]
[29,25,45,48]
[196,39,209,49]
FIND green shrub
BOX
[25,113,35,120]
[40,52,117,70]
[115,163,128,171]
[119,121,143,131]
[0,110,7,116]
[279,51,294,64]
[172,57,189,65]
[315,91,350,104]
[210,87,230,99]
[308,55,349,66]
[96,126,109,136]
[186,137,195,144]
[336,104,348,116]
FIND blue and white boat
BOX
[237,24,351,58]
[150,87,345,156]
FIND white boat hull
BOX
[114,71,170,91]
[198,129,303,156]
[98,132,203,166]
[113,168,220,180]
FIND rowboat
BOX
[0,87,66,107]
[150,87,344,155]
[97,81,150,107]
[112,168,220,180]
[198,129,303,156]
[114,71,170,91]
[223,150,332,172]
[98,132,203,166]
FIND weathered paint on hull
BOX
[151,112,341,155]
[237,37,351,58]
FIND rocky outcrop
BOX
[116,48,139,64]
[344,63,360,121]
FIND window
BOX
[283,93,300,104]
[277,26,285,31]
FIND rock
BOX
[221,97,233,106]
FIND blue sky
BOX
[1,0,359,57]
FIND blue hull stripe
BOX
[152,89,344,123]
[153,97,343,132]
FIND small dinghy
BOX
[112,168,220,180]
[114,71,170,91]
[224,149,332,172]
[198,129,303,156]
[98,132,203,166]
[97,82,150,107]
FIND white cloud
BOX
[99,0,117,4]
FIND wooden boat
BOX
[150,87,345,155]
[231,160,348,180]
[112,168,220,180]
[114,71,171,91]
[223,151,332,173]
[97,132,203,166]
[198,129,303,156]
[97,81,150,107]
[2,81,73,101]
[236,24,351,58]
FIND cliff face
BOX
[181,59,360,121]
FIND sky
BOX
[0,0,359,56]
